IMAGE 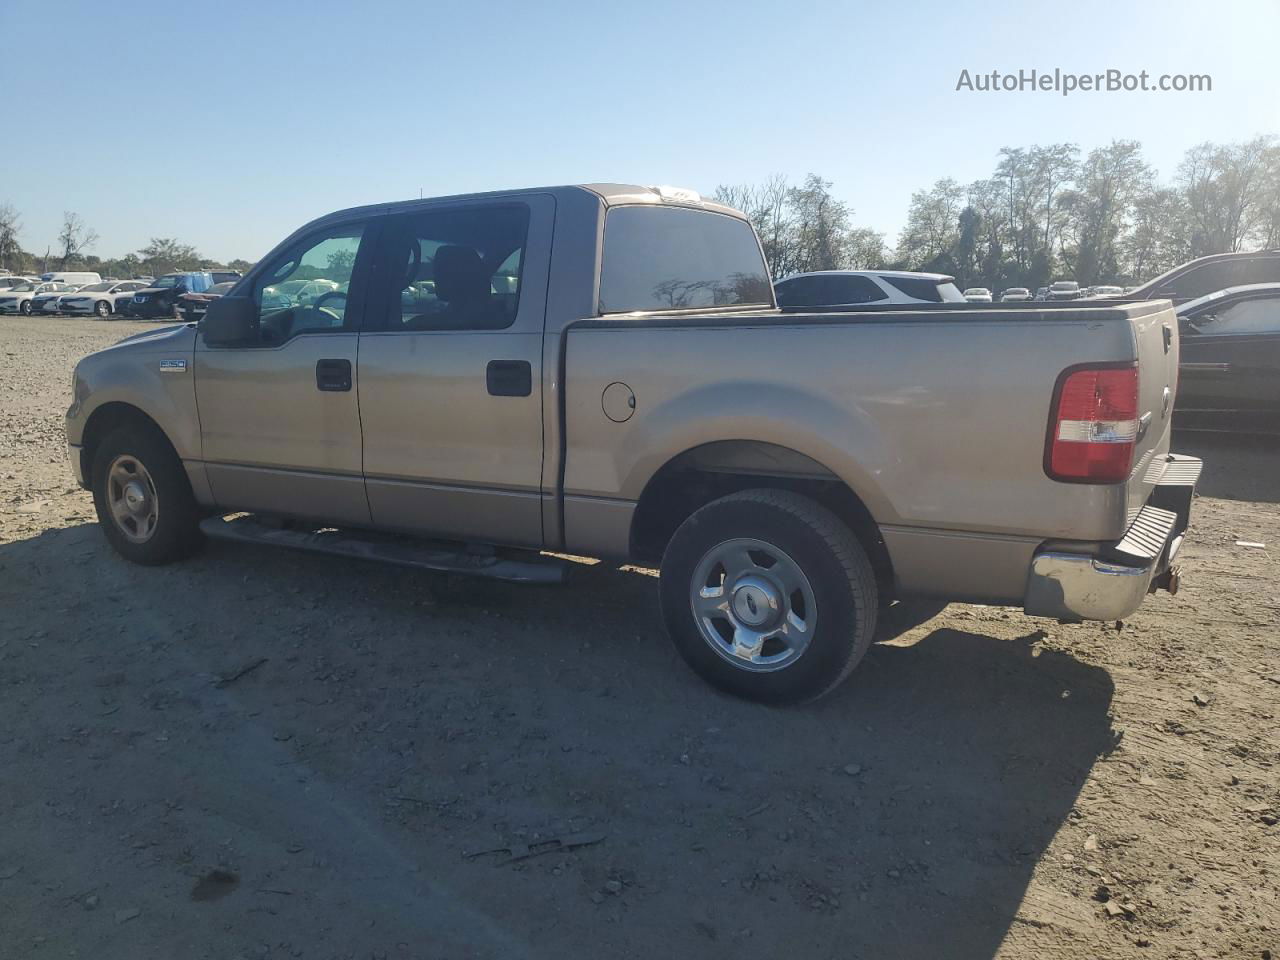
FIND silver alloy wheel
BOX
[106,454,159,543]
[689,537,817,672]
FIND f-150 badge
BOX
[159,359,188,373]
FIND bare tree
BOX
[0,203,20,271]
[57,211,99,268]
[714,175,796,278]
[1178,136,1277,254]
[846,227,887,270]
[896,178,964,266]
[1029,143,1079,256]
[1059,141,1151,285]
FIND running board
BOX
[198,515,566,584]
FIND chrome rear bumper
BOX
[1025,454,1202,621]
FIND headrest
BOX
[433,246,488,303]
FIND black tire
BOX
[91,424,204,565]
[660,489,878,704]
[20,300,32,315]
[94,300,111,318]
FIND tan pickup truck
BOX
[66,183,1201,703]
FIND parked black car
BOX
[1130,250,1280,306]
[118,271,242,319]
[1176,283,1280,428]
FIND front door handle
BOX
[486,360,532,397]
[316,358,352,392]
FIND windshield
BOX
[152,275,183,288]
[9,283,38,292]
[82,282,114,292]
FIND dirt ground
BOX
[1,315,1277,960]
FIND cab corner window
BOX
[253,224,365,343]
[374,205,529,332]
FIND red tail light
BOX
[1046,365,1139,483]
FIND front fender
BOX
[67,325,199,459]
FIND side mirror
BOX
[202,296,256,344]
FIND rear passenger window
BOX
[823,275,887,304]
[370,205,529,332]
[1242,258,1280,286]
[1159,262,1240,300]
[882,275,946,302]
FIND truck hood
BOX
[90,323,194,358]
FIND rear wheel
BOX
[20,300,32,315]
[91,424,203,565]
[660,489,878,704]
[94,300,111,318]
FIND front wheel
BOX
[20,300,32,315]
[94,300,111,318]
[91,424,204,565]
[660,489,878,704]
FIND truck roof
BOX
[305,183,742,231]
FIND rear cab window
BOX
[598,206,772,314]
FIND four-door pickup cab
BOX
[66,183,1202,703]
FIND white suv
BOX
[775,270,966,307]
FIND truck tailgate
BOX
[1126,303,1180,525]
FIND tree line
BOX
[4,136,1276,290]
[716,135,1280,290]
[0,208,251,278]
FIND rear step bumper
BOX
[199,515,567,584]
[1024,454,1203,621]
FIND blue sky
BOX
[5,0,1278,261]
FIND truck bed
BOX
[559,299,1179,605]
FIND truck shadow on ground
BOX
[1,524,1118,959]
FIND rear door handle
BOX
[486,360,532,397]
[316,358,352,392]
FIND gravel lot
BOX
[2,315,1277,960]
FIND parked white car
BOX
[1083,285,1125,299]
[774,270,966,307]
[30,283,89,315]
[1000,287,1032,302]
[0,275,41,289]
[1047,280,1082,301]
[0,281,79,315]
[963,287,993,303]
[58,280,150,318]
